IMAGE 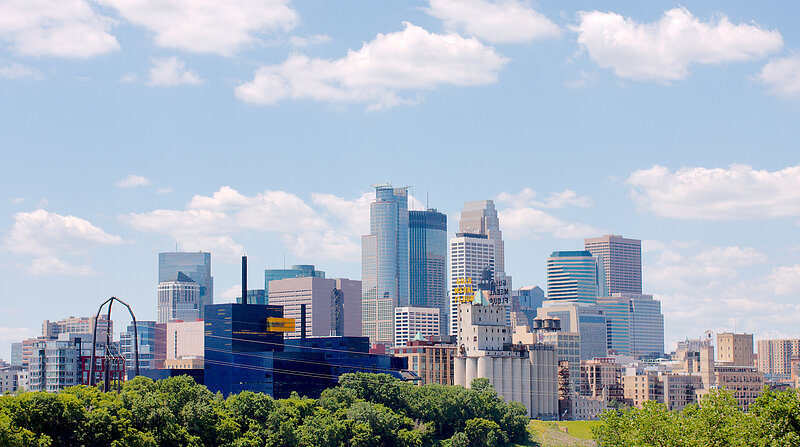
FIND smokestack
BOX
[241,255,248,305]
[300,303,307,339]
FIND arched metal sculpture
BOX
[89,296,139,391]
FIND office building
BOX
[459,200,505,274]
[595,296,632,356]
[597,293,665,359]
[237,289,267,305]
[391,335,456,385]
[580,358,624,401]
[264,264,325,299]
[394,306,440,347]
[158,273,202,323]
[409,209,448,333]
[449,233,495,335]
[11,343,22,367]
[361,184,409,344]
[454,292,559,419]
[717,332,754,366]
[584,235,642,295]
[159,252,213,317]
[167,320,204,360]
[268,277,362,338]
[546,251,603,304]
[757,339,800,377]
[714,365,764,411]
[537,303,608,361]
[120,321,166,379]
[512,286,545,326]
[623,373,703,412]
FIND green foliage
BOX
[0,372,532,447]
[594,388,800,447]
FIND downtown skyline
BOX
[2,0,800,360]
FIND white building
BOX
[449,232,495,336]
[166,320,204,360]
[454,292,558,419]
[394,306,440,347]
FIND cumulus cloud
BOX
[125,186,365,262]
[494,188,600,240]
[289,34,331,47]
[116,174,151,188]
[765,265,800,296]
[426,0,560,43]
[574,7,782,81]
[147,57,202,86]
[96,0,297,56]
[235,22,508,109]
[3,209,123,275]
[0,0,119,58]
[496,187,591,209]
[0,61,42,80]
[218,285,242,303]
[757,53,800,99]
[626,164,800,220]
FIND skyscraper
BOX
[268,277,362,338]
[158,272,202,323]
[584,235,642,295]
[263,264,326,300]
[409,209,447,333]
[449,233,495,335]
[361,184,409,344]
[459,200,504,274]
[159,252,213,318]
[546,251,603,304]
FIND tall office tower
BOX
[361,184,409,344]
[595,296,632,356]
[717,332,754,366]
[584,235,642,295]
[409,209,448,333]
[159,252,213,318]
[459,200,505,274]
[757,339,800,377]
[546,251,603,304]
[623,293,665,358]
[268,277,362,338]
[157,273,201,323]
[264,264,326,299]
[449,233,495,335]
[120,321,166,378]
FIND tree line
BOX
[0,373,531,447]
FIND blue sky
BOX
[2,0,800,360]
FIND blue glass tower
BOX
[361,184,409,344]
[546,251,602,304]
[159,252,213,318]
[409,209,447,333]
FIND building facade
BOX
[546,251,603,304]
[449,233,495,336]
[391,337,456,385]
[361,184,409,344]
[757,339,800,377]
[166,320,205,360]
[717,332,754,366]
[714,365,764,411]
[264,264,325,299]
[159,251,213,317]
[268,277,362,339]
[120,321,166,379]
[584,235,642,295]
[158,273,202,323]
[537,303,608,361]
[459,200,505,274]
[409,209,447,333]
[394,306,440,347]
[597,293,665,359]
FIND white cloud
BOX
[0,0,119,58]
[156,187,173,195]
[757,52,800,99]
[282,230,360,263]
[765,265,800,296]
[0,61,42,80]
[289,34,331,47]
[28,257,95,276]
[11,197,24,204]
[426,0,560,43]
[116,174,151,188]
[496,187,592,209]
[0,327,37,348]
[96,0,297,56]
[574,7,782,81]
[627,164,800,220]
[218,285,242,303]
[311,192,372,238]
[120,72,138,83]
[147,57,202,86]
[235,22,509,109]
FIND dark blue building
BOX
[409,209,448,333]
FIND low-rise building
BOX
[391,335,455,385]
[394,306,440,347]
[714,365,764,411]
[580,357,624,402]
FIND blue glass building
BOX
[236,289,268,305]
[409,209,447,333]
[361,185,409,344]
[546,251,603,304]
[159,252,213,318]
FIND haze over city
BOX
[2,0,800,366]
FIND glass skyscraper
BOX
[409,209,447,333]
[158,252,213,318]
[361,184,409,344]
[546,250,603,304]
[459,200,505,274]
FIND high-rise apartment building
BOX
[584,235,642,295]
[42,315,112,340]
[546,251,603,304]
[757,339,800,377]
[263,264,325,300]
[159,252,213,318]
[394,306,440,347]
[268,277,362,338]
[409,209,447,333]
[361,184,409,344]
[449,233,495,335]
[717,332,754,366]
[459,200,505,274]
[157,273,202,323]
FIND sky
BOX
[1,0,800,361]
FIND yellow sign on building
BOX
[266,317,296,332]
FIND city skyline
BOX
[2,0,800,361]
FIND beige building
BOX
[580,358,624,402]
[166,320,204,360]
[714,365,764,411]
[623,372,702,411]
[269,277,362,339]
[757,339,800,377]
[163,358,204,370]
[390,337,455,385]
[624,374,662,408]
[717,332,754,366]
[454,294,558,419]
